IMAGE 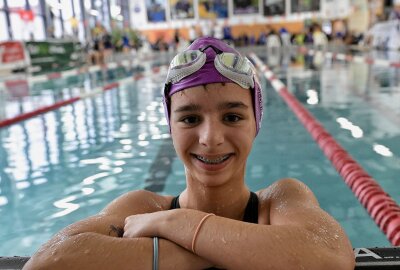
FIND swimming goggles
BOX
[165,45,256,90]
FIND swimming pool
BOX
[0,48,398,256]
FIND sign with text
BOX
[0,42,26,64]
[25,41,84,74]
[0,41,29,72]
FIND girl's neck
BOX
[179,182,251,221]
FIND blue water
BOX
[0,49,399,256]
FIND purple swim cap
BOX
[163,37,263,135]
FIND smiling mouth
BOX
[193,154,232,164]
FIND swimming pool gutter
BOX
[1,247,400,269]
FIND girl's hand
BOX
[123,211,166,238]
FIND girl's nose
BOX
[198,118,224,147]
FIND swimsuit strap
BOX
[170,195,180,209]
[170,192,259,224]
[242,191,259,224]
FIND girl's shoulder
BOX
[256,178,309,199]
[255,178,313,224]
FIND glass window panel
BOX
[10,13,24,40]
[78,22,84,42]
[0,0,4,9]
[73,0,82,16]
[63,19,73,37]
[61,0,73,18]
[8,0,25,8]
[50,7,61,18]
[10,12,36,41]
[84,0,91,10]
[28,0,40,7]
[33,16,45,40]
[0,11,9,41]
[29,0,43,15]
[53,18,62,38]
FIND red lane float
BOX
[0,64,168,128]
[0,82,118,128]
[47,72,62,80]
[0,97,80,128]
[250,53,400,246]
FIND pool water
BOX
[0,48,399,256]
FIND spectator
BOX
[312,24,328,48]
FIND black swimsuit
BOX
[170,192,259,270]
[170,191,259,223]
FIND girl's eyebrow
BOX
[174,104,201,113]
[218,101,249,110]
[174,102,248,113]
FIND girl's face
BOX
[170,82,256,187]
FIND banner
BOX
[131,0,148,27]
[198,0,228,19]
[321,0,350,19]
[233,0,259,15]
[146,0,167,22]
[264,0,285,16]
[0,42,25,64]
[290,0,319,13]
[25,41,84,74]
[0,41,29,72]
[169,0,194,19]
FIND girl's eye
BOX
[224,114,242,123]
[181,116,199,125]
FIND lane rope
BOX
[250,52,400,246]
[0,65,168,128]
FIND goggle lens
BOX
[218,53,252,75]
[170,50,203,69]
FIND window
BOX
[32,16,45,40]
[8,0,25,8]
[10,12,25,40]
[29,0,43,15]
[0,12,9,41]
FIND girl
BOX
[24,37,355,270]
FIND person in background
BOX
[279,27,291,47]
[304,26,314,44]
[90,22,105,65]
[389,0,400,20]
[312,24,328,49]
[292,30,306,46]
[102,31,113,63]
[24,37,355,270]
[266,28,282,51]
[173,28,181,50]
[222,19,233,43]
[188,25,198,43]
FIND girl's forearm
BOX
[159,209,353,270]
[24,232,212,270]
